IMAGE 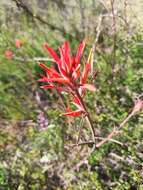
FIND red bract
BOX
[39,41,96,117]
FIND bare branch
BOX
[11,0,74,39]
[69,137,123,148]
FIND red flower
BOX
[15,39,23,48]
[39,41,96,117]
[5,50,14,60]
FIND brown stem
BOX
[96,111,134,148]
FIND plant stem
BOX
[75,89,96,143]
[85,115,96,144]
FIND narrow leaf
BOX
[62,110,83,117]
[43,43,60,63]
[40,85,55,89]
[81,63,90,84]
[75,41,85,65]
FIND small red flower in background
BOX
[15,39,23,48]
[39,41,96,117]
[5,50,14,59]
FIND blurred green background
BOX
[0,0,143,189]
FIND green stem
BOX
[75,89,96,143]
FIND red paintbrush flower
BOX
[15,39,23,48]
[5,50,14,60]
[39,41,96,117]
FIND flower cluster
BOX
[39,41,95,116]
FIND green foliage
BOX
[0,123,64,190]
[0,5,143,188]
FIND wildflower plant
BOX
[39,41,97,142]
[4,38,143,147]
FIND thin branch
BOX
[96,97,143,148]
[75,89,96,143]
[110,0,117,72]
[77,0,86,37]
[69,137,123,148]
[12,0,74,39]
[76,116,85,145]
[91,14,103,76]
[95,112,133,148]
